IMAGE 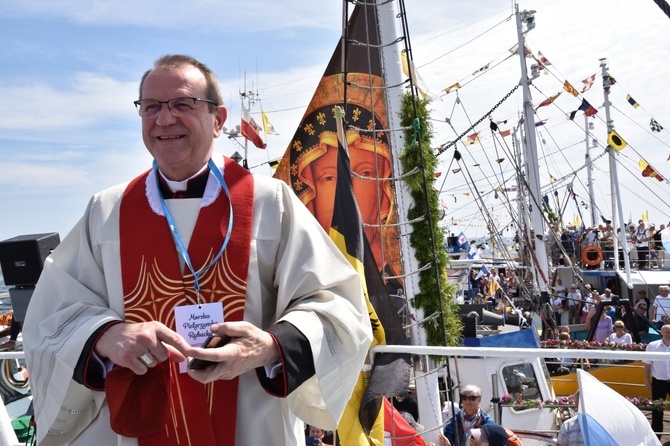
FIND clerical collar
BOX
[157,165,209,199]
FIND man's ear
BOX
[213,105,227,138]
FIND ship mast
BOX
[600,58,633,286]
[585,116,598,228]
[377,1,444,441]
[515,6,550,299]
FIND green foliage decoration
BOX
[398,92,462,346]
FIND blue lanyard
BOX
[153,159,233,306]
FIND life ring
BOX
[581,246,603,266]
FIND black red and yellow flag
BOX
[331,109,411,445]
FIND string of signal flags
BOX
[440,45,667,183]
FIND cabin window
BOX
[501,362,542,408]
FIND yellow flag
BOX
[642,210,649,223]
[444,82,461,94]
[608,130,627,152]
[563,80,579,97]
[260,109,277,135]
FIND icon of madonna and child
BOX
[274,72,403,296]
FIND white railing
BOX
[371,344,670,362]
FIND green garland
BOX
[398,92,462,346]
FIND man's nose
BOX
[155,102,177,125]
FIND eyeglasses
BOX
[134,97,218,118]
[460,394,480,401]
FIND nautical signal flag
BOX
[457,232,468,248]
[639,159,664,182]
[581,73,596,93]
[570,99,597,120]
[650,118,664,132]
[534,92,561,111]
[443,82,461,94]
[240,105,267,149]
[578,99,598,116]
[563,80,579,97]
[626,94,640,109]
[466,131,480,145]
[608,130,627,152]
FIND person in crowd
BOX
[554,279,567,300]
[550,293,564,326]
[505,270,518,300]
[625,301,651,338]
[443,384,494,446]
[652,285,670,329]
[565,285,582,325]
[22,54,372,445]
[468,270,480,302]
[394,383,419,423]
[557,391,584,446]
[634,290,651,319]
[307,425,333,446]
[585,299,612,343]
[0,314,22,351]
[581,284,594,323]
[561,227,576,264]
[599,223,614,268]
[644,325,670,438]
[653,224,665,267]
[633,220,650,269]
[467,423,511,446]
[609,320,632,345]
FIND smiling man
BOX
[23,54,372,446]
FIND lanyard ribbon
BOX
[153,158,233,306]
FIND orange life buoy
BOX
[581,246,603,266]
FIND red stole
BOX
[119,158,254,446]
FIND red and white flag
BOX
[241,105,266,149]
[581,74,596,93]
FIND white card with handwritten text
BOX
[175,302,224,373]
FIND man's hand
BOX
[94,321,195,375]
[187,321,280,383]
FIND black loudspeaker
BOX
[0,233,60,286]
[460,315,477,338]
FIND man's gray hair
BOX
[461,384,482,397]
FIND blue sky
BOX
[1,0,669,243]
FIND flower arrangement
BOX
[501,393,670,411]
[500,394,576,410]
[540,339,647,351]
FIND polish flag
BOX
[241,105,266,149]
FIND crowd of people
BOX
[549,220,667,270]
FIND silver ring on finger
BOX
[138,352,156,366]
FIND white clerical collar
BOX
[145,161,223,216]
[159,164,209,193]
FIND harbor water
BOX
[0,272,12,312]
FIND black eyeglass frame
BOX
[460,394,480,401]
[133,97,219,117]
